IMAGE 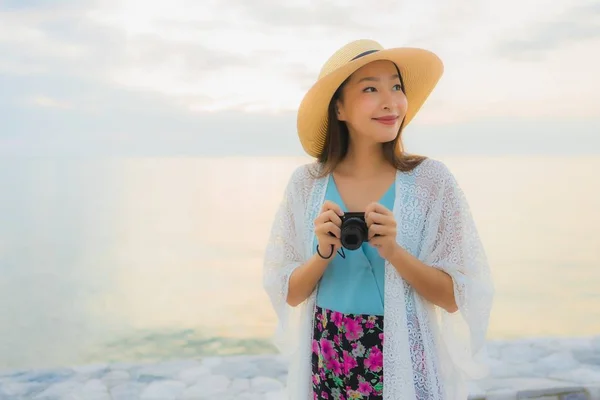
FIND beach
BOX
[1,156,599,399]
[3,0,600,397]
[1,336,600,399]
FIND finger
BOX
[366,202,392,216]
[368,236,383,248]
[368,224,381,240]
[368,235,395,246]
[368,224,394,240]
[325,209,343,226]
[321,200,344,216]
[328,237,342,249]
[315,209,342,227]
[317,221,341,238]
[366,211,394,227]
[319,234,341,249]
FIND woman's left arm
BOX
[369,161,494,379]
[387,245,458,313]
[365,202,458,313]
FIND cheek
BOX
[350,96,378,116]
[397,94,408,113]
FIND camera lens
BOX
[341,217,367,250]
[342,227,361,250]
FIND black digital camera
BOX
[340,212,368,250]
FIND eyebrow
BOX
[356,74,400,84]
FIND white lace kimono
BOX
[262,158,494,400]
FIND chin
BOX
[374,131,399,144]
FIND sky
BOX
[0,0,599,157]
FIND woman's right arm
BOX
[286,254,331,307]
[287,200,343,307]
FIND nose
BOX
[381,90,395,111]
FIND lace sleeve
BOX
[262,166,307,356]
[419,160,495,378]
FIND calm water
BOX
[0,156,599,371]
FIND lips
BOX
[373,115,398,125]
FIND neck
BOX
[337,137,390,178]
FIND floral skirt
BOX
[311,305,384,399]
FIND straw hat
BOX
[297,39,444,157]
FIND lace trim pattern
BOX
[262,158,494,400]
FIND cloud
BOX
[27,95,74,109]
[226,0,373,32]
[0,0,88,11]
[0,66,574,157]
[1,66,598,158]
[0,6,121,79]
[495,1,600,60]
[1,0,599,157]
[0,2,325,112]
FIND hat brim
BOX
[297,47,444,158]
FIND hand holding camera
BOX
[314,200,399,260]
[314,200,344,259]
[365,202,399,260]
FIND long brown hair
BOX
[315,66,427,178]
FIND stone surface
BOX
[0,336,599,399]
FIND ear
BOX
[335,99,347,122]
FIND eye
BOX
[363,86,376,93]
[393,84,403,91]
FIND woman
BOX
[263,39,494,400]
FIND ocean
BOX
[0,155,598,371]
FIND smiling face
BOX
[335,60,408,146]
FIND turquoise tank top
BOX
[315,175,395,316]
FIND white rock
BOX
[519,387,589,399]
[500,343,544,364]
[488,359,537,379]
[4,338,600,400]
[108,362,138,371]
[486,343,502,359]
[559,337,595,351]
[0,381,43,397]
[136,362,188,380]
[251,376,284,393]
[163,359,202,369]
[177,365,211,385]
[201,357,223,368]
[467,380,487,398]
[548,367,600,384]
[535,350,581,375]
[236,393,263,400]
[109,382,145,400]
[33,380,83,398]
[230,378,251,393]
[252,358,288,379]
[485,388,517,400]
[71,363,108,378]
[139,380,186,400]
[77,379,111,400]
[183,374,230,397]
[585,383,600,399]
[201,373,230,389]
[477,377,577,394]
[212,361,259,379]
[101,369,131,388]
[265,389,287,400]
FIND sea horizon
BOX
[1,154,598,371]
